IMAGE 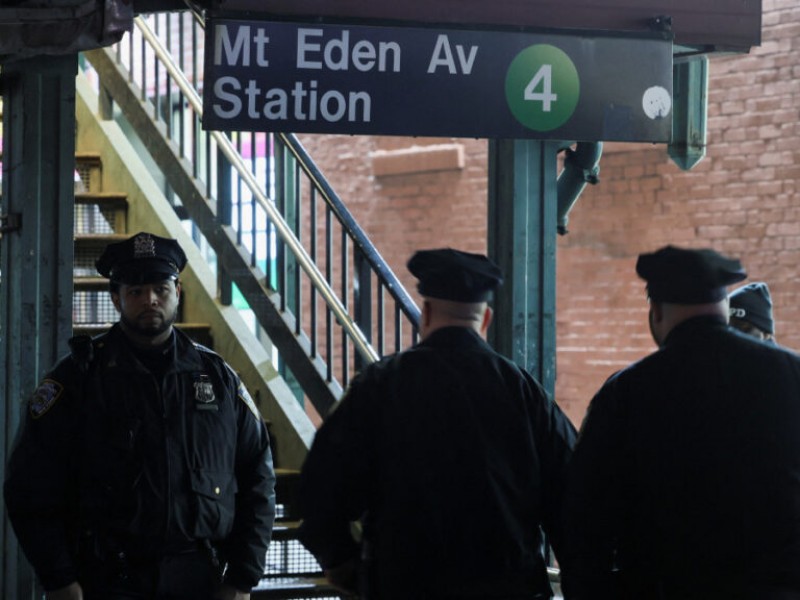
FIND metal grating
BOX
[76,163,92,192]
[74,244,104,277]
[73,291,116,324]
[254,576,351,600]
[74,204,116,235]
[264,539,320,577]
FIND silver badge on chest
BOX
[194,374,218,410]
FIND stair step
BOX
[75,191,128,207]
[75,191,128,231]
[74,152,103,194]
[75,232,129,243]
[270,520,301,542]
[74,276,109,292]
[253,577,353,599]
[75,232,129,251]
[75,151,102,168]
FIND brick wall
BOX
[299,0,800,427]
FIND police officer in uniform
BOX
[561,246,800,600]
[4,232,276,600]
[728,281,776,343]
[297,248,577,599]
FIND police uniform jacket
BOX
[298,326,577,599]
[4,324,276,592]
[561,315,800,600]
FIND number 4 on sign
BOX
[525,64,557,112]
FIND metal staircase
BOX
[75,8,419,599]
[81,9,420,421]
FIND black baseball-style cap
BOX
[96,231,187,285]
[729,281,774,335]
[407,248,503,303]
[636,245,747,304]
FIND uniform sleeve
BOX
[3,363,81,591]
[221,375,277,592]
[296,372,376,569]
[559,378,628,600]
[524,373,578,563]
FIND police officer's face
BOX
[112,279,181,338]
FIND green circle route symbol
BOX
[505,44,580,131]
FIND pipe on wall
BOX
[556,141,602,235]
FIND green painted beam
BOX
[1,53,78,600]
[487,139,559,397]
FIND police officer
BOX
[297,248,577,599]
[729,281,775,342]
[4,232,276,600]
[561,246,800,600]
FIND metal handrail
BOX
[275,132,420,326]
[134,15,381,365]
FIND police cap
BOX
[96,231,187,284]
[636,245,747,304]
[407,248,503,303]
[729,281,774,334]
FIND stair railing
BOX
[83,10,420,417]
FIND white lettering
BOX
[428,35,455,73]
[352,40,376,72]
[211,77,371,123]
[214,24,250,66]
[308,81,318,120]
[377,41,401,72]
[320,91,347,121]
[297,28,323,69]
[455,44,478,75]
[324,30,349,71]
[244,80,261,118]
[212,76,242,118]
[253,28,270,67]
[264,88,288,119]
[427,34,478,74]
[291,81,308,119]
[349,91,371,122]
[297,28,400,72]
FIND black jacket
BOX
[561,316,800,600]
[298,326,577,599]
[4,325,276,592]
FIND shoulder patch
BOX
[238,384,261,421]
[29,379,64,419]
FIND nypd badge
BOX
[194,374,218,411]
[29,379,64,419]
[133,233,157,258]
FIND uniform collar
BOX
[662,314,728,347]
[419,326,489,350]
[103,323,205,372]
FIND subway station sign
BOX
[203,18,673,142]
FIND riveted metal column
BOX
[487,139,558,397]
[1,54,77,600]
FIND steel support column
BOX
[1,54,77,600]
[487,139,559,398]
